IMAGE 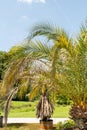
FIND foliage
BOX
[0,51,8,80]
[1,22,87,129]
[56,94,72,105]
[70,105,87,129]
[56,122,63,130]
[54,23,87,129]
[0,24,72,124]
[56,120,75,130]
[28,22,87,129]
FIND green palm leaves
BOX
[1,22,87,127]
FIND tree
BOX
[28,23,72,98]
[2,22,87,129]
[0,41,53,126]
[69,26,87,130]
[28,23,87,130]
[0,51,10,114]
[0,51,8,80]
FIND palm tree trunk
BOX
[4,87,18,127]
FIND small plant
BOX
[56,121,63,130]
[56,120,75,130]
[0,113,2,116]
[62,120,75,129]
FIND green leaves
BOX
[2,22,87,114]
[22,40,51,59]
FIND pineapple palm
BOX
[70,26,87,130]
[57,25,87,130]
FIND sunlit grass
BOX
[1,101,71,118]
[8,101,37,117]
[53,104,71,118]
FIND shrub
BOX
[56,121,63,130]
[56,120,75,130]
[56,95,72,105]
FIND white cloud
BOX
[18,0,46,4]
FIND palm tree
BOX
[28,23,72,96]
[0,23,73,129]
[1,57,31,126]
[69,26,87,130]
[1,41,54,127]
[1,32,69,127]
[54,25,87,130]
[28,64,54,121]
[3,22,87,130]
[28,23,87,130]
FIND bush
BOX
[56,120,75,130]
[56,95,72,105]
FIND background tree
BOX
[0,51,10,112]
[0,51,8,80]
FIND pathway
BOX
[6,118,69,124]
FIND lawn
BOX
[0,101,71,130]
[1,101,71,118]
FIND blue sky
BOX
[0,0,87,51]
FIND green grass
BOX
[53,104,71,118]
[1,101,71,118]
[8,101,37,117]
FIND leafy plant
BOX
[56,121,63,130]
[56,95,72,105]
[56,120,75,130]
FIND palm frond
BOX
[1,57,33,95]
[22,40,51,59]
[28,23,54,40]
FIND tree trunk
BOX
[4,87,18,127]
